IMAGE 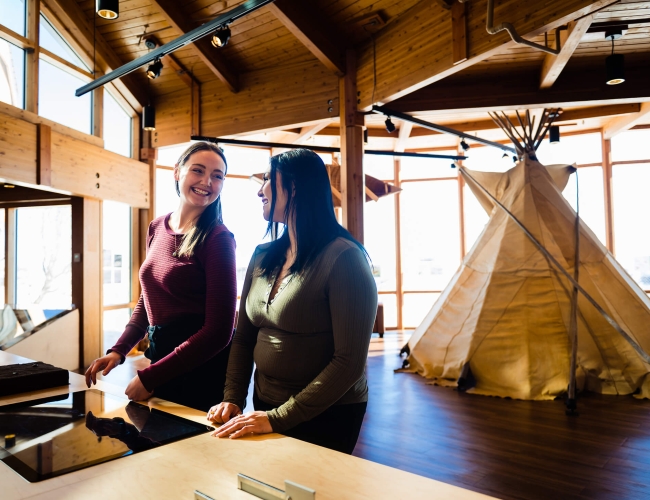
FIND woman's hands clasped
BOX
[207,402,273,439]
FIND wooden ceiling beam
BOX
[150,0,238,93]
[41,0,147,111]
[395,122,413,153]
[539,15,595,89]
[603,102,650,139]
[356,0,615,108]
[294,122,331,144]
[268,0,347,75]
[388,56,650,115]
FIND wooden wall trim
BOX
[0,108,149,207]
[156,60,338,148]
[37,123,52,186]
[0,101,103,148]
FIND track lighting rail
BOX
[372,106,517,154]
[75,0,274,97]
[190,136,467,160]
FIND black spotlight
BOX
[143,105,156,131]
[385,117,396,133]
[605,29,625,85]
[549,125,560,145]
[146,58,163,80]
[450,163,456,169]
[96,0,119,20]
[460,139,470,151]
[211,26,231,48]
[502,152,509,159]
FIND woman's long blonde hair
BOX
[174,142,228,258]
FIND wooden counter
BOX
[1,352,494,500]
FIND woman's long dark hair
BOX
[259,148,368,277]
[174,141,228,258]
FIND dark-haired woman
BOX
[207,149,377,454]
[85,142,237,412]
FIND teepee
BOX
[403,109,650,402]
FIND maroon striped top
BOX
[109,213,237,391]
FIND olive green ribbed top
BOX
[223,237,378,432]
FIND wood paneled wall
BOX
[154,60,339,148]
[0,105,149,208]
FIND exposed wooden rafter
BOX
[41,0,147,112]
[395,122,413,153]
[294,122,331,144]
[149,0,238,93]
[539,15,595,89]
[356,0,615,108]
[388,57,650,114]
[603,102,650,139]
[268,0,347,76]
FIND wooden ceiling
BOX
[46,0,650,148]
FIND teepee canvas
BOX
[403,110,650,401]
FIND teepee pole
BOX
[459,166,650,367]
[567,172,580,416]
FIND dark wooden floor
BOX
[355,332,650,500]
[101,333,650,500]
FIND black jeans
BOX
[253,392,367,454]
[144,315,231,413]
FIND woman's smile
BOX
[191,186,211,196]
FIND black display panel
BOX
[0,389,213,482]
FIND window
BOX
[0,209,4,304]
[102,201,131,306]
[103,308,131,356]
[400,153,457,180]
[611,129,650,163]
[39,59,91,133]
[156,167,177,217]
[403,293,440,329]
[463,145,513,173]
[612,164,650,289]
[0,0,26,36]
[365,196,396,292]
[103,89,132,157]
[365,154,394,181]
[562,166,606,246]
[39,15,88,70]
[537,132,602,166]
[15,205,72,310]
[0,41,24,108]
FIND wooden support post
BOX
[5,209,16,306]
[457,141,466,259]
[71,197,102,370]
[451,1,467,65]
[25,0,40,113]
[339,50,365,243]
[130,207,141,301]
[36,123,52,186]
[393,157,403,331]
[140,147,158,226]
[601,133,615,254]
[93,74,104,139]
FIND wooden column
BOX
[601,133,615,254]
[71,197,102,370]
[25,0,40,113]
[140,147,158,226]
[393,157,403,331]
[457,142,466,259]
[339,50,364,243]
[130,207,141,300]
[36,123,51,186]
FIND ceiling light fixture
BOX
[605,29,625,85]
[502,152,509,159]
[549,125,560,145]
[460,139,470,151]
[211,26,231,48]
[146,58,163,79]
[143,104,156,131]
[96,0,119,20]
[385,117,396,133]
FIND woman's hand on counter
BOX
[124,375,154,401]
[207,402,241,424]
[85,351,122,387]
[211,411,273,439]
